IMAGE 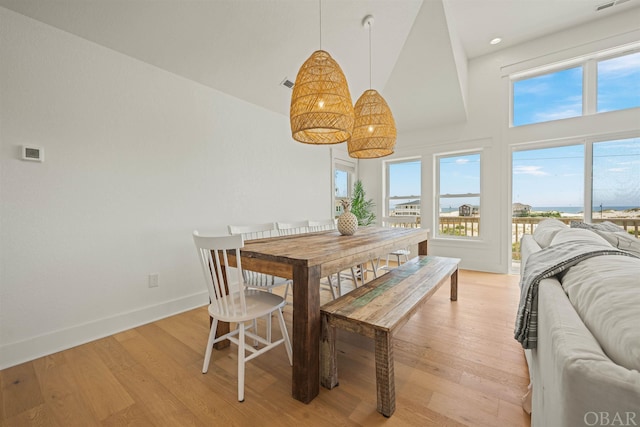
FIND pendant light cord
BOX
[319,0,322,50]
[368,21,372,89]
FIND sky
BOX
[384,51,640,210]
[513,139,640,207]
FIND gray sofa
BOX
[519,219,640,427]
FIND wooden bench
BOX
[320,255,460,417]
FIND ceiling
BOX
[1,0,639,133]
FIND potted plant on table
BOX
[350,179,376,226]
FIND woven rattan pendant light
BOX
[348,15,396,159]
[290,1,354,145]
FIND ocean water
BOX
[532,206,638,213]
[436,206,639,214]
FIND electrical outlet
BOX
[148,273,159,288]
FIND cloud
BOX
[513,165,548,176]
[455,159,469,164]
[598,52,640,78]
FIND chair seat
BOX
[208,289,287,322]
[389,249,410,256]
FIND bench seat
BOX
[320,255,460,417]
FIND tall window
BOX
[385,159,421,220]
[511,49,640,127]
[334,160,355,217]
[511,137,639,264]
[436,152,481,238]
[512,145,585,212]
[592,137,640,218]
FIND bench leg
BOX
[450,267,458,301]
[320,313,338,389]
[375,330,395,417]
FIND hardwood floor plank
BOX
[32,355,100,427]
[0,362,44,419]
[0,270,531,426]
[63,344,135,421]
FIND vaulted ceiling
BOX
[2,0,638,132]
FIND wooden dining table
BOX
[221,226,430,404]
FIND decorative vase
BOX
[337,199,358,236]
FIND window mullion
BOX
[584,59,597,116]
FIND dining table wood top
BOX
[222,225,430,404]
[238,226,429,274]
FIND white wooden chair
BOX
[193,232,292,402]
[228,223,292,340]
[276,220,309,236]
[228,223,292,293]
[379,216,419,270]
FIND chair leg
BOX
[326,275,337,300]
[276,308,293,365]
[252,319,258,347]
[350,267,359,287]
[266,314,272,343]
[202,318,218,373]
[238,321,245,402]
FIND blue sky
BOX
[385,51,639,210]
[513,139,640,208]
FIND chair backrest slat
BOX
[193,232,246,317]
[228,223,275,240]
[277,220,309,236]
[308,219,336,232]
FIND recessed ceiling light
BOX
[490,37,502,45]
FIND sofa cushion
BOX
[570,221,640,257]
[550,227,611,247]
[561,254,640,372]
[532,218,568,248]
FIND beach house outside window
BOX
[385,159,421,221]
[436,152,481,238]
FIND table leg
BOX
[292,263,321,403]
[450,267,458,301]
[418,238,428,256]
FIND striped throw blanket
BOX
[514,240,637,349]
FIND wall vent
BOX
[280,78,295,89]
[22,145,44,162]
[596,0,630,11]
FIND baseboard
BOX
[0,291,209,370]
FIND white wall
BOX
[361,9,640,274]
[0,8,330,369]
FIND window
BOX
[436,153,481,238]
[385,159,421,220]
[511,137,639,265]
[334,159,355,217]
[512,145,585,213]
[597,52,640,113]
[511,48,640,127]
[513,66,583,126]
[592,137,640,218]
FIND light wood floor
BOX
[0,269,531,427]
